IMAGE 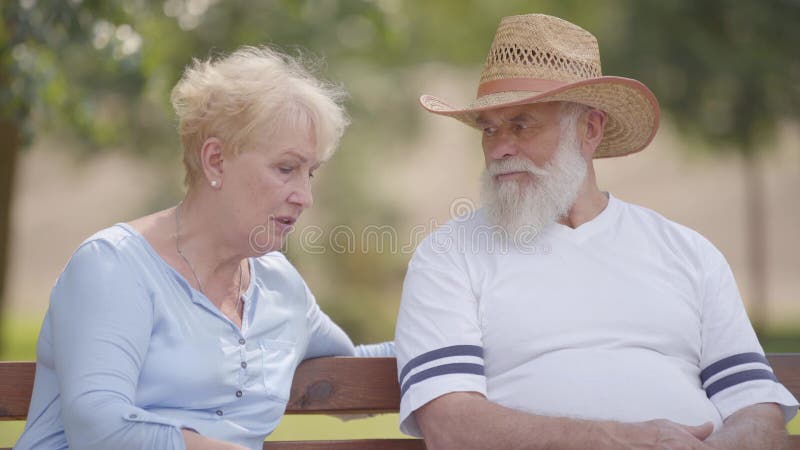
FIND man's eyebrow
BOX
[509,112,535,123]
[475,116,493,127]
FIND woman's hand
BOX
[182,429,249,450]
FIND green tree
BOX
[7,0,794,346]
[0,0,606,347]
[1,0,140,344]
[604,0,800,331]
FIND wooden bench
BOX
[2,355,799,449]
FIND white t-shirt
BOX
[395,194,798,437]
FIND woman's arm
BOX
[50,240,219,449]
[181,430,248,450]
[302,284,394,358]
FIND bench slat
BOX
[0,361,34,420]
[0,358,402,420]
[2,355,799,449]
[263,439,426,450]
[770,354,800,400]
[287,357,400,413]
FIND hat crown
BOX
[481,14,602,84]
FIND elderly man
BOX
[394,14,798,449]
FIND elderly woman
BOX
[15,46,393,450]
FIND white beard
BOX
[480,121,587,244]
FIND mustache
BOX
[485,157,550,178]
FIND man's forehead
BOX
[475,102,561,124]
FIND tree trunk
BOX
[742,155,767,335]
[0,119,19,352]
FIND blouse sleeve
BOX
[302,283,394,359]
[49,239,187,450]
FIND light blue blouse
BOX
[15,224,393,450]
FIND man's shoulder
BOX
[616,196,719,255]
[413,208,490,254]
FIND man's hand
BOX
[606,419,714,450]
[416,392,719,450]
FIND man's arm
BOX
[415,392,715,450]
[704,403,788,450]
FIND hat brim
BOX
[419,76,660,158]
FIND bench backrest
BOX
[3,355,800,449]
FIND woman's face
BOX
[222,125,320,255]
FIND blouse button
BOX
[239,338,246,345]
[216,409,223,416]
[129,413,138,419]
[236,390,243,398]
[240,361,247,369]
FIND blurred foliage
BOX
[2,0,799,342]
[606,0,800,155]
[602,0,800,330]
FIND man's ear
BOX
[200,137,225,189]
[581,109,607,158]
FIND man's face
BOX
[477,102,565,175]
[478,102,588,239]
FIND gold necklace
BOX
[175,201,243,316]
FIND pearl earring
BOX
[211,180,218,187]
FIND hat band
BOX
[476,78,568,97]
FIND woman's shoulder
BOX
[81,223,138,246]
[252,251,300,277]
[251,252,308,294]
[73,224,140,257]
[64,224,156,279]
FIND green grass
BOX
[0,314,41,361]
[266,414,406,441]
[1,314,799,447]
[0,416,406,447]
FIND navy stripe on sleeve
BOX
[398,345,483,386]
[400,362,485,397]
[704,368,777,398]
[700,352,770,385]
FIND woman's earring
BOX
[211,180,219,188]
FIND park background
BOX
[1,0,798,444]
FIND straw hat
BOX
[420,14,660,158]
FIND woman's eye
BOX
[278,166,294,174]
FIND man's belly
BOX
[485,348,723,430]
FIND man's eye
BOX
[483,127,496,136]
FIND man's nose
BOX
[485,130,519,160]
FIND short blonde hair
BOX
[171,46,349,186]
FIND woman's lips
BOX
[272,216,297,233]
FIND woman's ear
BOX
[581,109,607,158]
[200,137,225,189]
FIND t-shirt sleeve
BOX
[698,241,798,423]
[394,234,486,437]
